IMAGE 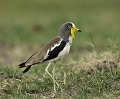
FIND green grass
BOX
[0,50,120,99]
[0,0,120,98]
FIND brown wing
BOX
[25,36,62,66]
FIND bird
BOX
[19,22,81,93]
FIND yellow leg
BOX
[52,64,63,93]
[45,63,59,93]
[52,65,56,93]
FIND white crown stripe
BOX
[70,22,75,28]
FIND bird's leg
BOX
[52,63,63,93]
[52,65,56,93]
[45,63,59,93]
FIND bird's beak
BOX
[76,28,81,32]
[71,27,81,40]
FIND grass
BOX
[0,0,120,98]
[0,50,120,99]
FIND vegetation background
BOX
[0,0,120,99]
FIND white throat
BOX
[68,36,73,45]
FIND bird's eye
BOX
[68,25,71,28]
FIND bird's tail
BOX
[19,62,26,68]
[23,66,31,73]
[19,62,32,73]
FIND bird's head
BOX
[60,22,81,40]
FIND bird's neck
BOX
[61,35,73,45]
[67,36,73,44]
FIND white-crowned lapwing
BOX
[19,22,81,93]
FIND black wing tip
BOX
[19,62,32,73]
[19,62,26,68]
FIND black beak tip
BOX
[78,29,81,32]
